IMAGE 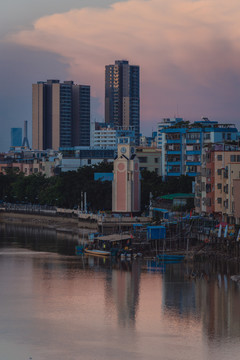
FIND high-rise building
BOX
[105,60,140,145]
[11,128,22,147]
[32,80,90,150]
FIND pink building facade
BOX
[195,144,240,223]
[112,139,141,214]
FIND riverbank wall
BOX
[0,211,97,235]
[0,209,150,235]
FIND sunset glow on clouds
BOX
[7,0,240,128]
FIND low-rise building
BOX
[59,147,116,172]
[0,150,61,177]
[135,147,162,175]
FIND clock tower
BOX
[112,137,140,213]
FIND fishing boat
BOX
[84,249,111,257]
[157,254,185,261]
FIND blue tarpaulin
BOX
[147,226,166,240]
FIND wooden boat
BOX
[157,254,185,261]
[84,249,111,257]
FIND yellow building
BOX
[135,147,162,175]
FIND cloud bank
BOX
[7,0,240,129]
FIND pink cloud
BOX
[7,0,240,128]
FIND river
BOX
[0,223,240,360]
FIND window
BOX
[217,169,222,175]
[154,158,158,163]
[206,184,211,193]
[217,183,222,190]
[224,200,228,209]
[230,155,236,162]
[206,198,211,206]
[224,184,228,194]
[206,169,211,177]
[217,198,222,204]
[138,157,147,163]
[187,132,200,140]
[224,168,228,178]
[217,155,222,161]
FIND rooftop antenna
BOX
[22,120,30,148]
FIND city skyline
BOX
[1,0,240,151]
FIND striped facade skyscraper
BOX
[32,80,90,150]
[105,60,140,145]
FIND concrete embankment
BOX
[0,210,150,236]
[0,208,150,234]
[0,211,98,235]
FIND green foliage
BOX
[140,171,193,211]
[0,161,193,212]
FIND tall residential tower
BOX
[32,80,90,150]
[105,60,140,145]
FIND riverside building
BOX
[161,118,238,178]
[195,143,240,224]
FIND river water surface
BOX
[0,223,240,360]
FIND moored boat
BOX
[157,254,185,261]
[84,249,111,257]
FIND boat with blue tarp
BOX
[157,254,185,261]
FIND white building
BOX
[93,127,117,148]
[157,118,183,149]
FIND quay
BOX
[1,204,240,261]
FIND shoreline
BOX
[1,211,240,264]
[0,211,95,236]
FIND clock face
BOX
[120,146,127,154]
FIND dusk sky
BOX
[1,0,240,151]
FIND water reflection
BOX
[0,222,87,255]
[0,224,240,360]
[105,260,141,328]
[161,260,240,343]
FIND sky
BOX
[1,0,240,151]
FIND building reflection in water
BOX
[1,222,240,346]
[161,260,240,341]
[0,222,87,255]
[104,260,141,328]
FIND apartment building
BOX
[161,118,238,178]
[195,144,240,223]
